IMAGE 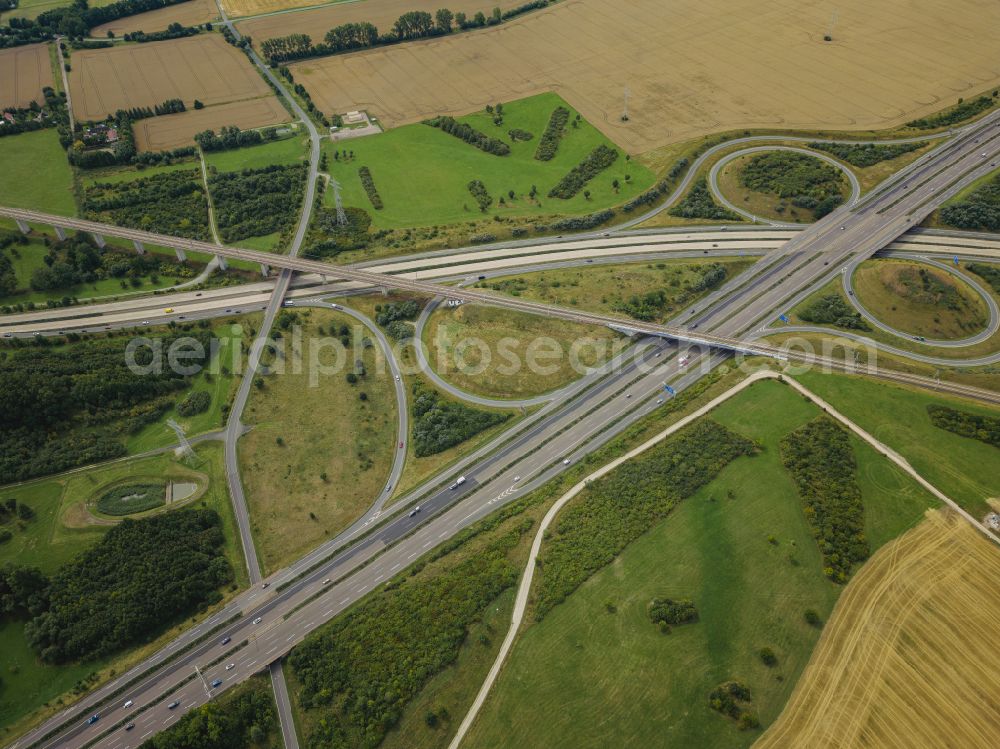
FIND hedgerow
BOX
[807,141,922,167]
[424,115,510,156]
[533,420,756,618]
[534,106,569,161]
[358,166,383,209]
[780,416,868,583]
[906,95,995,129]
[927,404,1000,448]
[548,144,618,199]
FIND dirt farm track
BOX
[755,511,1000,749]
[0,43,54,110]
[68,34,273,122]
[289,0,1000,153]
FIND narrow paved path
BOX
[447,369,998,749]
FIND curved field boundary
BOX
[707,145,862,227]
[448,368,998,748]
[755,510,1000,749]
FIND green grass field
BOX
[324,93,655,231]
[464,378,936,748]
[79,160,200,188]
[0,441,246,735]
[794,371,1000,518]
[0,130,75,216]
[205,133,309,173]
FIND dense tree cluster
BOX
[939,174,1000,232]
[0,563,49,619]
[22,509,230,663]
[424,115,510,155]
[467,179,493,212]
[209,164,306,243]
[808,141,922,167]
[907,95,996,129]
[375,300,420,326]
[610,264,728,321]
[304,206,372,258]
[0,497,37,546]
[195,124,274,152]
[797,293,870,330]
[289,526,524,749]
[738,151,845,217]
[0,329,211,482]
[548,144,618,199]
[0,241,17,296]
[668,177,741,220]
[358,166,383,209]
[176,389,211,417]
[534,105,569,161]
[708,681,759,729]
[622,157,689,212]
[507,127,533,142]
[0,87,68,139]
[0,0,191,48]
[83,169,209,239]
[647,597,698,627]
[534,421,755,618]
[139,681,277,749]
[411,382,509,456]
[780,417,868,583]
[927,404,1000,448]
[122,21,199,43]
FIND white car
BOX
[563,458,570,465]
[252,617,262,625]
[225,663,235,670]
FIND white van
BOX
[123,700,133,709]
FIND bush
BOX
[758,647,778,666]
[534,106,569,161]
[647,598,698,626]
[177,390,211,417]
[780,417,868,583]
[548,145,618,199]
[804,609,822,627]
[467,179,493,212]
[508,128,533,142]
[708,681,758,728]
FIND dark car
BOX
[125,723,135,731]
[86,715,100,725]
[221,636,231,645]
[211,679,223,688]
[168,701,180,710]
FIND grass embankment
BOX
[0,441,246,737]
[852,258,989,339]
[239,308,397,573]
[0,129,75,217]
[423,304,622,400]
[463,378,936,748]
[322,92,654,243]
[475,258,756,323]
[795,371,1000,519]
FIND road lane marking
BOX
[325,609,335,616]
[407,551,417,559]
[390,563,400,571]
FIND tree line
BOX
[534,420,756,618]
[194,124,278,152]
[548,144,618,199]
[122,20,202,43]
[927,404,1000,448]
[780,416,868,583]
[2,509,232,664]
[424,115,510,156]
[259,1,551,63]
[534,105,569,161]
[906,94,996,129]
[808,141,922,167]
[358,166,383,209]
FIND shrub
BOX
[507,128,534,142]
[177,390,211,417]
[424,116,510,155]
[668,178,741,221]
[467,180,493,212]
[548,145,619,199]
[411,383,509,456]
[708,681,758,728]
[797,293,870,330]
[535,106,569,161]
[906,96,994,129]
[927,404,1000,448]
[808,141,922,167]
[358,166,383,209]
[758,647,778,666]
[647,598,698,626]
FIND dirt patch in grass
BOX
[757,510,1000,749]
[853,258,989,339]
[239,308,397,573]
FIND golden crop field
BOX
[69,34,272,122]
[91,0,219,37]
[0,43,54,110]
[289,0,1000,154]
[237,0,524,43]
[134,97,291,150]
[755,511,1000,749]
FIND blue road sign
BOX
[663,384,676,396]
[954,255,960,266]
[779,313,789,323]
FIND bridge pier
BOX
[380,286,389,296]
[260,264,270,277]
[133,239,145,255]
[15,219,30,235]
[53,225,67,241]
[92,233,106,249]
[174,248,187,262]
[216,255,228,271]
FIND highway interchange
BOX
[6,108,1000,749]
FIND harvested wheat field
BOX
[134,97,291,150]
[0,43,54,109]
[756,511,1000,749]
[290,0,1000,154]
[69,34,272,121]
[238,0,524,42]
[91,0,219,37]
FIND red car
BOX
[399,441,404,449]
